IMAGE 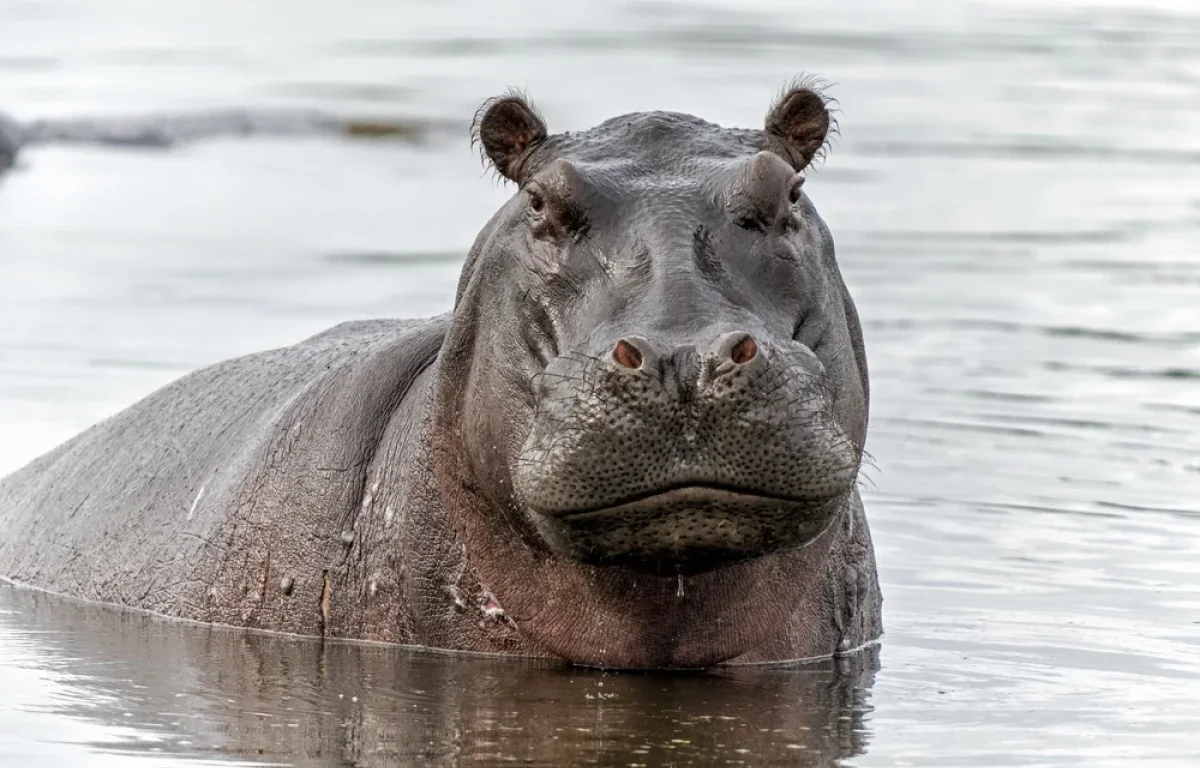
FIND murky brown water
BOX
[2,0,1199,765]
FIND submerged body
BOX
[0,82,881,669]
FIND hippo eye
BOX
[788,177,805,206]
[527,189,545,214]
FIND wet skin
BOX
[0,80,881,669]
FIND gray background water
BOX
[1,0,1199,765]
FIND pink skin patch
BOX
[479,592,515,627]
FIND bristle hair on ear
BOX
[471,88,549,183]
[764,75,840,171]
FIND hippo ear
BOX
[764,81,834,171]
[473,92,549,182]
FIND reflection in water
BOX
[1,583,876,767]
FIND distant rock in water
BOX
[0,111,23,170]
[0,108,445,170]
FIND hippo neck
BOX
[426,354,845,670]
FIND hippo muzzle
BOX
[515,324,858,574]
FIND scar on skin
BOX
[187,484,205,520]
[443,584,469,611]
[320,570,332,630]
[442,545,471,610]
[361,480,379,511]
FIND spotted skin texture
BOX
[516,338,857,574]
[0,82,882,669]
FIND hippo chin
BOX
[0,80,881,670]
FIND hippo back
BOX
[0,317,447,634]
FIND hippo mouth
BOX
[527,483,847,576]
[555,483,834,519]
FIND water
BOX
[1,0,1198,765]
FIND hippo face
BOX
[445,83,869,577]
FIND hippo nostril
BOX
[613,339,644,370]
[710,331,763,379]
[730,335,758,365]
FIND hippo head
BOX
[432,82,870,666]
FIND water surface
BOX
[2,0,1199,765]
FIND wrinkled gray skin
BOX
[0,83,882,669]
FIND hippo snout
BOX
[514,331,855,574]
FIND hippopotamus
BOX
[0,82,881,669]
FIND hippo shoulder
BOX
[0,315,447,631]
